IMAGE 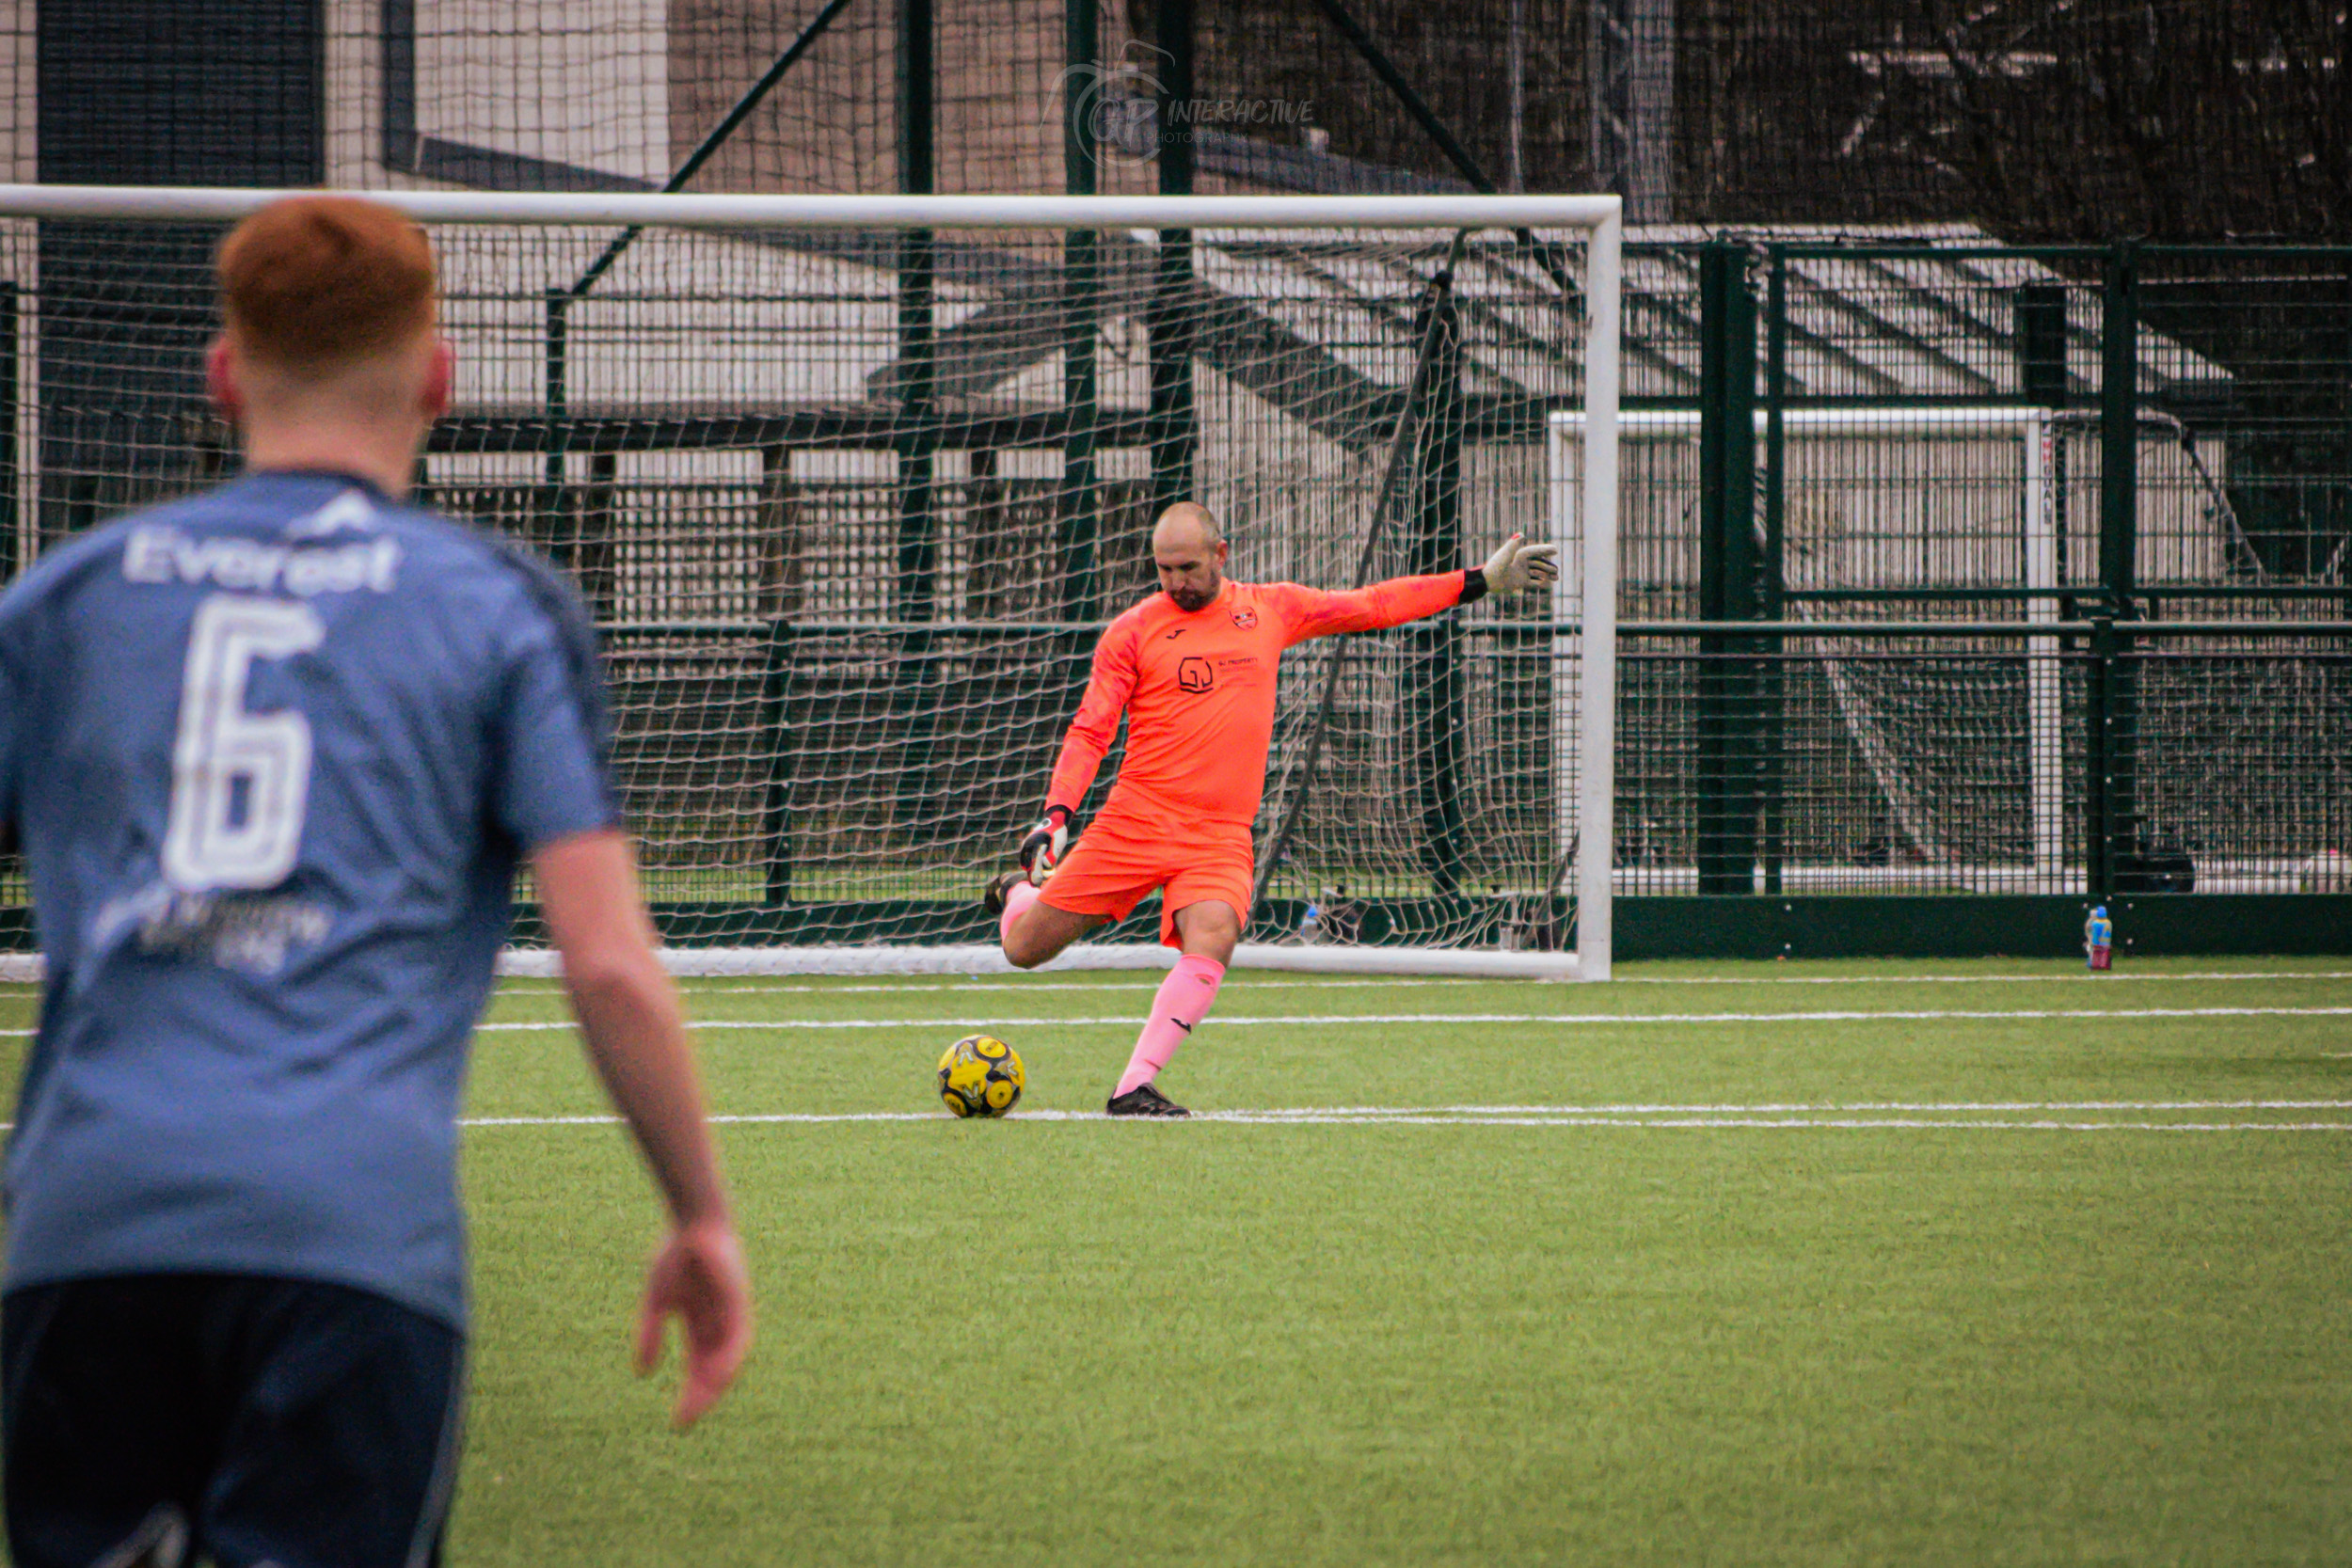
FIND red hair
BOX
[216,196,436,372]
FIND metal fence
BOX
[1596,239,2351,908]
[2,236,2348,947]
[1615,623,2351,898]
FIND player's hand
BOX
[1481,533,1560,595]
[1020,805,1074,886]
[635,1214,755,1431]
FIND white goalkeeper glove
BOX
[1019,805,1075,886]
[1474,532,1561,597]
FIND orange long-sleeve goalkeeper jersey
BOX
[1046,571,1470,829]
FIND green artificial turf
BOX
[6,957,2351,1563]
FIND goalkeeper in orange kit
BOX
[983,501,1558,1116]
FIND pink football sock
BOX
[998,879,1041,947]
[1116,954,1225,1097]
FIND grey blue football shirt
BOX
[0,469,620,1328]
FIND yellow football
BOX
[936,1034,1025,1118]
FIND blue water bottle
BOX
[2085,905,2113,970]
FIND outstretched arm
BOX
[1044,619,1140,813]
[1276,570,1469,644]
[1276,535,1560,646]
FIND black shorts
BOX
[3,1273,465,1568]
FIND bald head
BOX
[1152,501,1222,555]
[1151,502,1229,611]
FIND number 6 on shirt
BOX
[161,594,326,891]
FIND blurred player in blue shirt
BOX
[0,196,754,1567]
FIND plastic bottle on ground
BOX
[2085,905,2113,970]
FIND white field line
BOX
[13,1101,2344,1135]
[1620,972,2352,986]
[11,1004,2352,1042]
[11,974,2346,1019]
[1184,1117,2352,1131]
[483,970,2352,996]
[13,1113,2337,1132]
[1235,1099,2352,1115]
[447,1105,2352,1132]
[1617,971,2352,985]
[493,978,1480,995]
[459,1006,2352,1036]
[468,1098,2352,1122]
[11,971,2350,1003]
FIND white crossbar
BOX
[0,185,1622,232]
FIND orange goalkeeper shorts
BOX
[1037,807,1254,948]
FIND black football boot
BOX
[1105,1082,1191,1117]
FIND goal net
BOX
[1550,407,2082,894]
[0,188,1622,979]
[1549,404,2335,897]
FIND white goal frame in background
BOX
[1552,406,2061,893]
[0,186,1623,983]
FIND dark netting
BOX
[2127,641,2352,893]
[8,5,2337,229]
[2,4,2349,948]
[1615,640,2090,896]
[0,214,1593,949]
[1588,235,2349,899]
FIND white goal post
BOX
[1555,405,2065,892]
[0,185,1622,983]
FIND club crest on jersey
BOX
[1231,606,1260,629]
[1177,656,1215,693]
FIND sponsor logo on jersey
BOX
[123,524,402,596]
[1164,626,1186,640]
[1177,656,1215,693]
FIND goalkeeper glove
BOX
[1020,805,1075,886]
[1464,532,1561,600]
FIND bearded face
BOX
[1167,573,1221,611]
[1154,521,1227,611]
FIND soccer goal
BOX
[1555,405,2072,893]
[0,185,1621,981]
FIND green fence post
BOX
[2087,613,2114,898]
[542,288,570,567]
[580,451,616,623]
[1760,246,1787,895]
[1060,0,1100,626]
[1058,0,1103,729]
[2017,282,2068,406]
[0,281,15,584]
[2100,245,2138,616]
[762,619,797,906]
[1406,285,1467,894]
[1696,242,1759,895]
[758,444,797,907]
[2099,244,2141,882]
[1149,0,1196,515]
[892,0,939,836]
